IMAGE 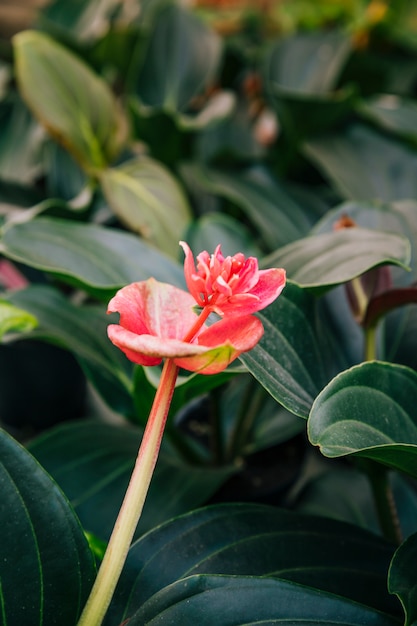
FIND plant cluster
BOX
[1,0,417,624]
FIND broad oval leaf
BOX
[13,30,126,171]
[304,123,417,202]
[308,361,417,478]
[266,30,351,94]
[128,574,398,626]
[100,157,191,257]
[312,199,417,283]
[0,427,96,624]
[359,95,417,144]
[1,217,184,295]
[105,502,400,624]
[388,531,417,625]
[135,3,222,113]
[28,421,232,543]
[183,164,311,250]
[264,227,410,292]
[239,281,327,418]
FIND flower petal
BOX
[107,324,217,366]
[174,315,264,374]
[108,278,198,339]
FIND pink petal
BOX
[180,241,202,305]
[174,315,264,374]
[108,278,198,340]
[219,268,286,316]
[107,324,215,365]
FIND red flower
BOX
[107,278,264,375]
[180,241,286,317]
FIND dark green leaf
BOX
[100,157,191,257]
[240,282,328,418]
[266,30,351,94]
[359,95,417,144]
[0,96,45,184]
[1,217,184,295]
[13,30,126,170]
[184,164,311,249]
[128,575,399,626]
[28,421,231,543]
[264,227,410,292]
[136,4,222,113]
[389,532,417,625]
[0,427,96,624]
[308,361,417,478]
[106,502,399,624]
[187,212,261,258]
[304,124,417,202]
[312,199,417,283]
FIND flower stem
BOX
[77,359,179,626]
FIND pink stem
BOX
[77,358,180,626]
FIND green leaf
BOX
[28,421,232,543]
[186,212,261,259]
[106,502,399,624]
[264,227,410,292]
[184,164,311,250]
[266,30,351,94]
[308,361,417,478]
[0,96,45,184]
[389,532,417,625]
[239,282,328,418]
[13,30,126,171]
[304,123,417,202]
[5,285,134,416]
[312,199,417,282]
[359,95,417,144]
[0,300,37,341]
[135,3,222,113]
[100,157,191,257]
[127,575,399,626]
[0,427,96,624]
[1,217,184,296]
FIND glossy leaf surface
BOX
[128,575,398,626]
[0,427,96,624]
[135,3,222,113]
[304,124,417,202]
[308,361,417,478]
[28,421,232,543]
[389,531,417,625]
[1,217,184,295]
[240,282,328,417]
[265,227,410,292]
[106,502,399,624]
[13,31,125,170]
[100,157,191,257]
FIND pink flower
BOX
[180,241,286,316]
[107,278,264,375]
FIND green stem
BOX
[226,376,263,462]
[362,460,402,545]
[77,359,179,626]
[361,323,401,545]
[364,324,377,361]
